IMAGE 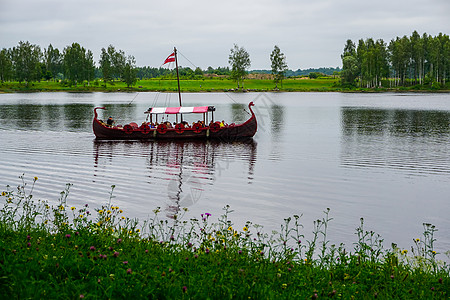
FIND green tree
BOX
[341,39,358,86]
[194,67,203,76]
[99,47,112,86]
[410,30,424,84]
[270,45,288,88]
[122,55,137,88]
[342,39,356,58]
[228,44,251,89]
[341,56,359,86]
[109,45,126,80]
[63,43,87,85]
[44,44,61,81]
[0,48,13,82]
[12,41,42,85]
[84,50,95,86]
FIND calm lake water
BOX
[1,92,449,259]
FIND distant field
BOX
[1,77,448,93]
[0,77,341,93]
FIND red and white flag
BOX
[163,52,175,64]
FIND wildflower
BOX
[90,246,96,251]
[107,210,111,214]
[123,261,128,264]
[238,250,242,255]
[121,216,125,220]
[205,248,210,254]
[79,214,84,218]
[227,226,233,231]
[205,213,211,217]
[415,238,420,242]
[183,207,188,212]
[401,249,408,255]
[71,207,76,211]
[27,242,31,247]
[59,205,64,210]
[127,268,132,274]
[117,238,122,243]
[1,192,6,196]
[79,295,84,299]
[243,226,248,232]
[136,229,140,233]
[282,283,287,289]
[119,210,123,213]
[34,176,38,181]
[99,210,103,214]
[27,235,31,240]
[65,234,71,239]
[145,249,149,253]
[113,252,119,257]
[182,286,187,293]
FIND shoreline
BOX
[1,88,449,94]
[1,78,449,94]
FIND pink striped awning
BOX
[147,106,210,114]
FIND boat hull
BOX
[93,103,257,141]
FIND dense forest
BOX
[341,31,450,88]
[0,42,138,87]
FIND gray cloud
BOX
[1,0,449,69]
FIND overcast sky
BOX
[1,0,449,70]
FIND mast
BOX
[174,47,182,107]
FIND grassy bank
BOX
[1,176,449,299]
[2,78,449,93]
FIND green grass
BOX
[1,77,449,93]
[0,77,356,93]
[0,176,449,299]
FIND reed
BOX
[0,175,448,299]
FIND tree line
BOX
[0,42,137,87]
[0,42,289,89]
[341,31,450,88]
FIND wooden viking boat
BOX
[93,47,257,140]
[93,102,257,140]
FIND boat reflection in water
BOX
[93,139,257,219]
